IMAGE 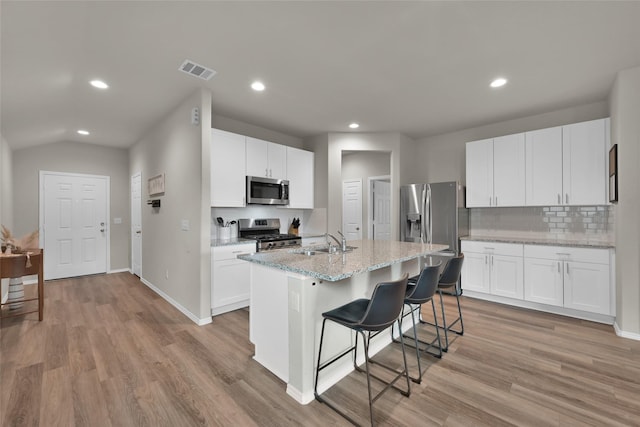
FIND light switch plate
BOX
[113,217,122,224]
[181,219,190,231]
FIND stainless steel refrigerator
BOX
[400,182,469,286]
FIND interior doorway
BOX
[369,176,391,240]
[342,179,363,240]
[39,171,109,280]
[131,172,142,277]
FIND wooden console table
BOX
[0,250,44,321]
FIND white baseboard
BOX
[139,277,212,326]
[108,268,130,274]
[614,322,640,341]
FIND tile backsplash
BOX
[469,205,614,241]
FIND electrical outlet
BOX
[181,219,190,231]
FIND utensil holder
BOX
[219,227,231,240]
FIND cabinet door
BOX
[211,129,246,207]
[461,251,490,293]
[465,139,493,207]
[268,143,287,179]
[246,137,269,177]
[525,127,563,206]
[491,254,524,299]
[286,147,314,209]
[562,119,607,206]
[563,261,610,315]
[493,133,525,206]
[524,257,563,306]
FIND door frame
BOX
[131,172,142,277]
[39,170,111,276]
[367,175,391,240]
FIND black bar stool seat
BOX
[314,274,411,427]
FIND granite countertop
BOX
[461,235,615,249]
[211,237,257,248]
[238,239,450,282]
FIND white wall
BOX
[129,89,212,323]
[212,114,303,148]
[11,140,130,270]
[415,101,609,184]
[0,134,13,299]
[342,151,390,238]
[610,66,640,336]
[326,133,417,240]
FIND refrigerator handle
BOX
[420,186,427,244]
[425,185,432,245]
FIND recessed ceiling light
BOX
[77,130,90,135]
[490,77,508,88]
[349,123,360,129]
[251,81,265,91]
[90,80,109,89]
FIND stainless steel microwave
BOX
[246,176,290,205]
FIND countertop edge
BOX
[460,236,615,249]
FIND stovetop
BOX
[238,218,301,251]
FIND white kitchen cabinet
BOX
[525,119,608,207]
[465,139,493,207]
[246,137,287,179]
[211,243,256,316]
[465,134,525,207]
[525,126,563,206]
[211,129,246,207]
[562,118,607,206]
[523,245,611,315]
[461,241,523,299]
[286,146,314,209]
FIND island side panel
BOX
[287,257,420,404]
[249,263,290,382]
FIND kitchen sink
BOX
[290,245,357,256]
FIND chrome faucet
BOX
[326,231,347,252]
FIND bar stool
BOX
[420,253,465,352]
[392,263,442,383]
[314,274,410,426]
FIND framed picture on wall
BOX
[148,173,165,196]
[609,144,618,203]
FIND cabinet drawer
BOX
[213,243,256,261]
[462,241,523,257]
[524,245,609,264]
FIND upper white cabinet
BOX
[466,133,525,207]
[525,118,608,206]
[562,118,608,206]
[525,126,563,206]
[246,137,287,179]
[211,129,246,207]
[286,147,314,209]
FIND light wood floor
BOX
[1,272,639,426]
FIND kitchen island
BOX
[238,239,449,404]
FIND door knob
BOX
[100,222,105,226]
[356,227,360,231]
[100,229,105,232]
[136,230,142,234]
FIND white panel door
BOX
[372,180,391,241]
[42,172,108,280]
[525,126,563,206]
[465,139,493,207]
[562,119,607,206]
[131,172,142,277]
[563,261,610,315]
[493,133,525,206]
[342,179,362,240]
[524,257,563,307]
[460,251,490,293]
[491,254,524,299]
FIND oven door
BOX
[246,176,289,205]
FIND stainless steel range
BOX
[238,218,301,251]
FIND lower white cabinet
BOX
[211,243,256,316]
[461,241,524,299]
[524,245,611,315]
[462,240,614,320]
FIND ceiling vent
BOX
[179,60,216,81]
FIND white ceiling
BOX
[2,1,640,150]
